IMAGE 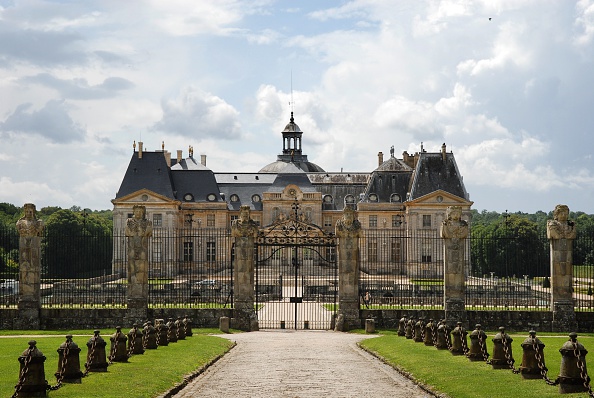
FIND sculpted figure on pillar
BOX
[441,206,469,250]
[335,206,362,239]
[16,203,44,238]
[231,205,258,238]
[125,205,153,297]
[16,203,44,301]
[547,204,576,240]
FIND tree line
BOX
[0,203,113,277]
[470,209,594,278]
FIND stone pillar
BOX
[335,207,362,331]
[547,204,577,332]
[16,203,44,329]
[440,206,469,326]
[125,205,152,321]
[231,205,259,331]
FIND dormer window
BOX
[344,195,355,205]
[230,194,240,203]
[323,195,333,203]
[390,193,401,203]
[252,194,261,203]
[368,193,378,202]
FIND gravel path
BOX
[172,330,432,398]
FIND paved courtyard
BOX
[172,330,432,398]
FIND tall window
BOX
[368,239,378,262]
[230,215,238,228]
[305,207,313,222]
[390,239,402,262]
[206,241,216,262]
[421,240,432,263]
[324,216,333,228]
[392,215,403,228]
[183,241,193,262]
[253,216,261,226]
[422,215,432,228]
[153,213,163,228]
[152,238,162,262]
[272,207,280,222]
[207,214,215,227]
[369,215,378,229]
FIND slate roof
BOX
[408,152,468,200]
[115,152,175,199]
[172,169,222,203]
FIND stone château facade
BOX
[111,113,473,278]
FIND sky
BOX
[0,0,593,214]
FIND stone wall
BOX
[0,308,233,330]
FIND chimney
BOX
[378,152,384,167]
[441,143,447,161]
[164,151,171,167]
[201,154,207,167]
[402,151,412,168]
[177,150,182,162]
[138,141,143,159]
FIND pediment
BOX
[111,189,179,205]
[407,189,473,207]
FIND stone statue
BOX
[125,205,153,299]
[16,203,44,304]
[16,203,44,238]
[441,206,469,251]
[335,206,362,239]
[547,205,576,319]
[231,205,258,238]
[547,204,576,240]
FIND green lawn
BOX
[1,329,235,398]
[360,331,594,398]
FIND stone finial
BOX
[231,205,258,238]
[335,206,362,238]
[441,206,468,240]
[16,203,44,238]
[547,204,576,240]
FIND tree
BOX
[42,209,112,278]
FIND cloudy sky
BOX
[1,0,593,214]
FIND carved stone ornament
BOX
[335,206,362,238]
[232,205,258,238]
[547,204,576,240]
[125,205,153,256]
[16,203,44,238]
[440,206,469,241]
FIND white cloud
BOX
[0,176,73,207]
[151,87,241,139]
[574,0,594,46]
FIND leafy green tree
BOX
[42,209,112,278]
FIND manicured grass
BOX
[360,332,594,398]
[0,329,235,398]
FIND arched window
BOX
[390,193,401,203]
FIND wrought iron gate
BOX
[255,206,337,330]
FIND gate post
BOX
[441,206,468,326]
[231,205,259,331]
[125,205,152,321]
[547,204,577,332]
[335,207,362,331]
[15,203,44,329]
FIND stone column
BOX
[441,206,469,326]
[16,203,44,328]
[125,205,152,321]
[547,204,577,332]
[231,205,259,331]
[335,207,362,331]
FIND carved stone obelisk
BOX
[16,203,44,328]
[441,206,469,325]
[547,204,577,331]
[231,205,259,331]
[125,205,152,319]
[335,206,362,331]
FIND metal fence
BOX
[1,228,234,309]
[1,225,593,311]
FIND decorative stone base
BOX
[233,301,256,332]
[14,308,40,329]
[126,300,147,325]
[336,300,359,331]
[552,301,577,332]
[444,299,466,328]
